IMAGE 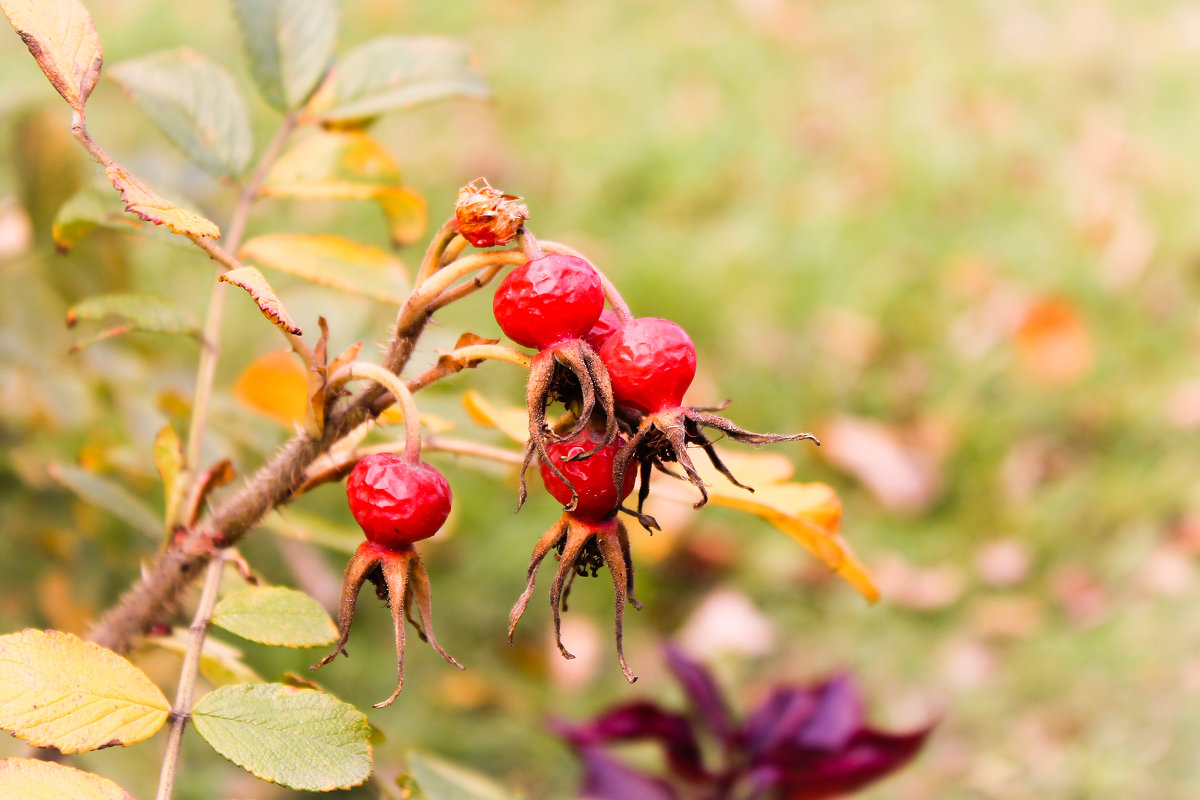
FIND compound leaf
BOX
[238,233,409,304]
[0,758,136,800]
[233,0,336,111]
[212,587,337,648]
[109,48,252,178]
[219,266,303,335]
[0,0,102,112]
[0,630,169,754]
[312,36,488,123]
[192,683,371,791]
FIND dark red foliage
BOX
[345,453,452,550]
[540,429,635,520]
[493,254,605,350]
[600,317,697,414]
[555,644,934,800]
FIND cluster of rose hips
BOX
[314,180,815,705]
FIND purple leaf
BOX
[663,643,734,743]
[794,674,863,751]
[770,727,933,800]
[573,745,682,800]
[555,702,708,782]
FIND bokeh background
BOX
[4,0,1200,797]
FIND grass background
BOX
[4,0,1200,797]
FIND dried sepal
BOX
[454,177,529,248]
[614,405,818,513]
[517,340,618,509]
[313,541,462,708]
[508,513,639,683]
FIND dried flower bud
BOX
[455,178,529,248]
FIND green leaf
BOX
[48,463,161,539]
[314,36,488,123]
[52,185,142,252]
[65,293,200,352]
[238,233,410,305]
[0,0,103,113]
[0,758,136,800]
[212,587,337,648]
[404,752,513,800]
[192,683,372,791]
[0,630,170,754]
[233,0,336,111]
[109,48,253,178]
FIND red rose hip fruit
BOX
[583,308,622,352]
[346,453,452,550]
[493,254,604,350]
[540,429,635,520]
[600,317,697,414]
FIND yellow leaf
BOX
[462,389,529,444]
[0,629,170,753]
[239,234,410,304]
[234,350,308,428]
[374,186,426,246]
[262,130,402,192]
[1,0,102,113]
[220,266,303,335]
[103,163,220,238]
[154,425,184,528]
[0,758,136,800]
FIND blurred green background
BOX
[4,0,1200,797]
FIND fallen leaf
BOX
[872,555,964,611]
[1014,298,1093,384]
[819,415,941,512]
[974,539,1032,587]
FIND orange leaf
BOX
[219,266,303,335]
[234,350,308,427]
[103,163,220,238]
[1,0,102,113]
[1015,297,1093,384]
